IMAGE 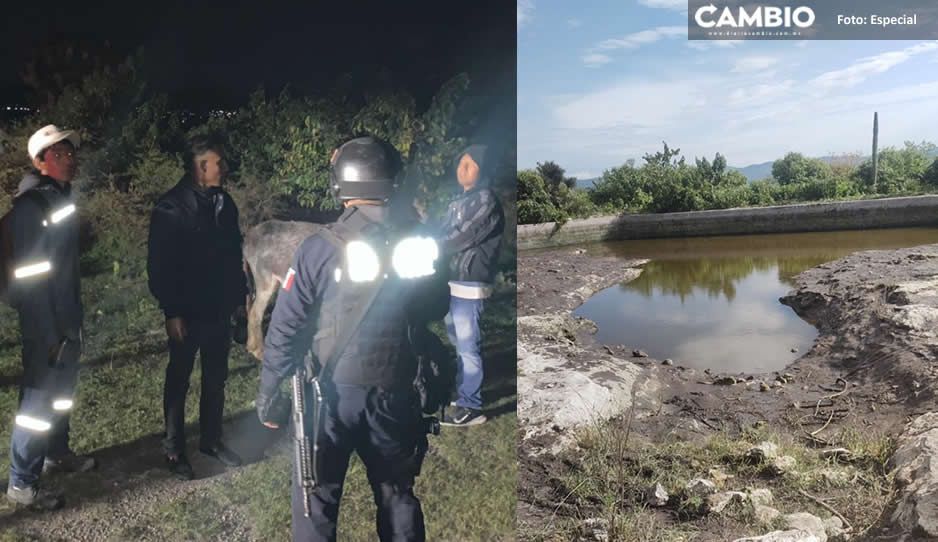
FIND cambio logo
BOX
[694,3,815,29]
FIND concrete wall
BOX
[518,195,938,251]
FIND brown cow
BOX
[242,220,321,360]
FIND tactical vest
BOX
[310,208,431,389]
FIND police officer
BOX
[255,136,438,541]
[6,125,96,510]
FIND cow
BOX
[242,220,321,360]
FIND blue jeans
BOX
[445,296,485,410]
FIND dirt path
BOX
[1,412,283,541]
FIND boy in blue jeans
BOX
[438,144,504,426]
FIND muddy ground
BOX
[518,244,938,541]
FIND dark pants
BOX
[292,383,427,542]
[162,317,231,455]
[9,339,79,488]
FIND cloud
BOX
[583,53,613,68]
[637,0,686,10]
[595,26,686,51]
[572,171,595,180]
[812,41,938,89]
[728,80,795,106]
[687,40,743,51]
[567,18,582,27]
[517,0,534,28]
[732,55,779,73]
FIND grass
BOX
[520,413,896,541]
[0,257,517,541]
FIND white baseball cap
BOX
[27,124,81,160]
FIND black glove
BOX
[256,390,289,426]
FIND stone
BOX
[890,412,938,536]
[783,512,827,541]
[791,347,799,353]
[582,518,609,542]
[822,516,845,540]
[662,358,674,366]
[748,488,775,507]
[733,530,821,542]
[708,468,733,487]
[818,468,852,486]
[752,504,781,524]
[685,478,717,499]
[760,381,771,392]
[820,448,854,462]
[714,376,738,385]
[707,491,747,513]
[632,349,648,358]
[645,483,668,507]
[768,455,797,476]
[745,442,779,464]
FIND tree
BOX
[771,152,832,185]
[535,160,576,190]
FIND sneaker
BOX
[166,454,195,481]
[43,452,97,475]
[6,484,64,511]
[199,441,243,467]
[440,406,487,427]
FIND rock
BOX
[748,488,775,507]
[890,412,938,536]
[818,468,852,486]
[645,483,668,507]
[760,381,771,392]
[708,468,733,487]
[602,345,614,355]
[685,478,717,499]
[752,504,781,524]
[822,516,845,540]
[582,518,609,541]
[745,442,779,463]
[791,347,799,353]
[733,530,821,542]
[632,349,648,358]
[707,491,747,513]
[820,448,854,462]
[662,358,674,366]
[772,380,783,388]
[768,455,797,476]
[783,512,828,541]
[714,376,738,385]
[574,249,586,255]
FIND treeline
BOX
[0,51,516,278]
[518,141,938,224]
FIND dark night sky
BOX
[0,0,515,112]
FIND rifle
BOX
[292,365,316,517]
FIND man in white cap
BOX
[5,124,95,511]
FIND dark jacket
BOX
[259,205,438,395]
[439,184,504,284]
[9,173,83,351]
[147,176,247,321]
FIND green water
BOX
[573,228,938,373]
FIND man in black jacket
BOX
[147,134,247,479]
[437,144,504,427]
[6,125,96,511]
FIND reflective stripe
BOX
[14,261,51,279]
[448,281,493,300]
[52,399,74,411]
[15,415,51,432]
[391,237,438,279]
[50,204,76,224]
[346,241,380,282]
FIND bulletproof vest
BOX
[311,208,422,388]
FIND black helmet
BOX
[330,136,402,202]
